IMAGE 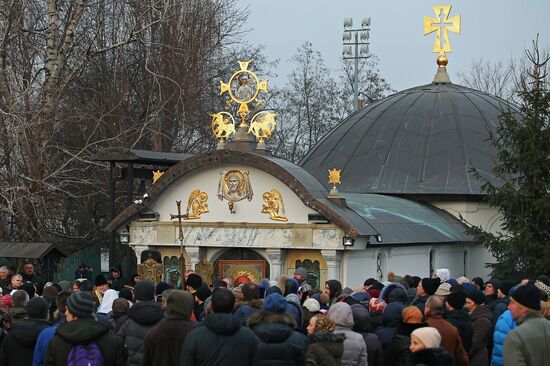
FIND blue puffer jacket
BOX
[490,309,516,366]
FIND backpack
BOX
[67,342,104,366]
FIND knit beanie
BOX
[511,284,541,312]
[402,306,423,324]
[313,314,335,333]
[421,277,441,295]
[185,274,203,290]
[265,286,282,296]
[118,287,134,302]
[466,289,486,305]
[94,274,108,287]
[262,293,287,313]
[66,292,95,318]
[500,281,515,297]
[303,298,321,313]
[368,298,386,313]
[294,267,308,279]
[411,327,441,349]
[447,291,466,310]
[134,280,155,301]
[435,283,452,297]
[195,286,212,302]
[26,297,49,319]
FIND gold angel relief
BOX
[261,189,288,222]
[182,189,209,220]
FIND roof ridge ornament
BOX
[424,5,461,84]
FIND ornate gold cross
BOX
[170,201,187,287]
[424,5,461,56]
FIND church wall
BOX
[149,164,317,224]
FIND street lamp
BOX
[343,17,371,110]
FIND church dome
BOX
[299,82,520,195]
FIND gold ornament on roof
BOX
[328,169,342,189]
[424,5,461,66]
[182,189,209,220]
[261,189,288,222]
[211,112,236,145]
[152,170,164,184]
[249,111,277,143]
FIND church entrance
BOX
[211,248,270,284]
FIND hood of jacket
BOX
[350,303,370,332]
[382,302,405,327]
[250,322,293,343]
[327,302,354,329]
[309,332,345,359]
[56,318,110,345]
[8,319,50,346]
[380,283,408,304]
[127,300,164,325]
[470,304,492,321]
[166,290,194,320]
[11,307,27,319]
[203,312,242,335]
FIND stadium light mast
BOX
[343,17,371,110]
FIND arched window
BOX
[429,249,435,277]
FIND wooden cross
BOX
[170,201,186,288]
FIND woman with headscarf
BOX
[97,289,119,329]
[306,314,345,366]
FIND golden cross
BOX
[424,5,461,55]
[170,201,186,288]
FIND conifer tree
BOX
[466,38,550,278]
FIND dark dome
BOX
[299,82,520,195]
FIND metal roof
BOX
[343,193,471,245]
[300,82,521,195]
[0,242,67,259]
[94,148,192,166]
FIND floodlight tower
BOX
[343,17,371,110]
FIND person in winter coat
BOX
[367,297,386,332]
[465,289,493,366]
[484,279,501,311]
[413,278,441,314]
[374,302,404,348]
[409,327,455,366]
[380,283,408,305]
[306,314,345,366]
[234,283,262,325]
[0,297,50,366]
[443,291,473,353]
[117,280,165,366]
[45,292,124,366]
[384,306,426,366]
[327,301,368,366]
[10,289,30,325]
[492,281,513,325]
[247,293,309,366]
[424,296,468,366]
[180,288,257,366]
[324,280,343,306]
[142,290,196,366]
[503,284,550,366]
[490,309,515,366]
[350,303,383,366]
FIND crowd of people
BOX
[0,263,549,366]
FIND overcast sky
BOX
[236,0,550,91]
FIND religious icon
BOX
[195,258,214,287]
[249,111,277,143]
[235,74,255,103]
[137,259,163,283]
[182,189,209,220]
[211,112,236,144]
[217,170,253,213]
[261,189,288,222]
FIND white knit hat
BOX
[303,298,320,313]
[411,327,441,349]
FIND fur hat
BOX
[511,284,541,312]
[195,286,212,302]
[185,274,203,290]
[535,280,550,298]
[411,327,441,349]
[262,293,287,313]
[421,277,441,295]
[294,267,308,279]
[303,298,321,313]
[402,306,423,324]
[447,291,466,310]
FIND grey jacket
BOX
[327,302,368,366]
[503,313,550,366]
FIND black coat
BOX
[351,303,384,366]
[250,321,309,366]
[444,309,473,353]
[374,303,404,348]
[142,318,196,366]
[410,348,455,366]
[384,323,426,366]
[180,313,257,366]
[0,319,50,366]
[45,317,124,366]
[306,332,345,366]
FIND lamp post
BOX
[343,17,371,111]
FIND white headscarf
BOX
[97,289,118,314]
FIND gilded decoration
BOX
[249,111,277,143]
[328,169,342,189]
[261,189,288,222]
[424,5,461,66]
[195,258,214,287]
[217,170,253,213]
[137,258,163,283]
[152,170,164,184]
[211,112,236,144]
[182,189,209,220]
